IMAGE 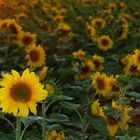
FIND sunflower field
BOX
[0,0,140,140]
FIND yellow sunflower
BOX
[109,75,120,93]
[47,130,65,140]
[72,49,86,60]
[17,31,36,47]
[26,45,46,68]
[123,105,133,131]
[39,66,48,81]
[124,63,140,77]
[0,19,11,29]
[112,100,121,111]
[8,19,22,34]
[105,115,119,136]
[91,18,106,28]
[91,100,105,118]
[133,49,140,69]
[91,54,104,71]
[0,68,47,117]
[97,35,113,51]
[79,59,94,79]
[91,72,111,96]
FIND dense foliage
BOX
[0,0,140,140]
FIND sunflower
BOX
[8,19,22,34]
[47,130,65,140]
[91,100,105,118]
[39,66,48,81]
[112,100,121,111]
[44,80,60,96]
[133,49,140,69]
[109,75,120,93]
[72,49,86,60]
[0,69,47,117]
[79,59,94,79]
[17,31,36,47]
[91,54,104,71]
[82,0,92,5]
[15,13,28,21]
[123,105,133,130]
[91,18,106,28]
[105,115,119,136]
[120,54,131,66]
[124,63,140,76]
[97,35,113,51]
[91,72,111,96]
[0,19,12,29]
[26,45,46,68]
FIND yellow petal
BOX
[27,101,37,115]
[18,103,29,117]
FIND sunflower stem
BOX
[42,102,46,117]
[120,87,125,133]
[16,117,21,140]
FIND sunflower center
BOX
[112,84,120,92]
[101,38,109,47]
[95,21,102,26]
[9,24,18,34]
[10,83,31,102]
[96,78,105,90]
[93,60,101,69]
[29,50,39,62]
[129,65,138,73]
[22,35,32,45]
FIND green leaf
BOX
[89,134,108,140]
[116,135,136,140]
[57,67,79,78]
[21,116,46,127]
[90,117,108,136]
[59,101,80,110]
[49,113,69,123]
[126,92,140,99]
[51,95,73,102]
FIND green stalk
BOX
[42,102,46,117]
[120,88,125,133]
[16,117,21,140]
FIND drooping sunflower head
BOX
[90,72,111,96]
[0,68,48,117]
[97,35,113,51]
[91,54,105,71]
[17,31,36,47]
[26,45,46,68]
[105,115,119,136]
[118,105,133,131]
[47,130,65,140]
[91,100,105,118]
